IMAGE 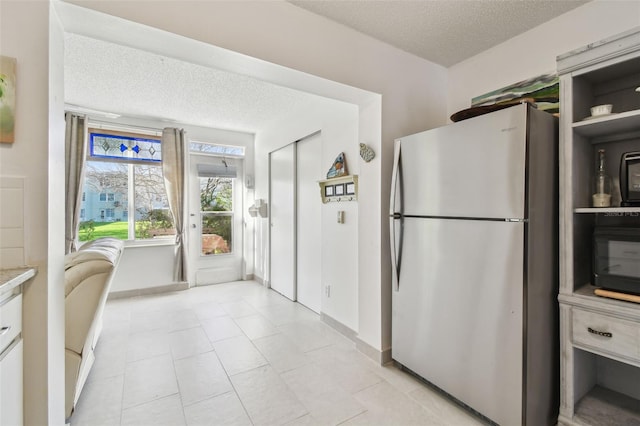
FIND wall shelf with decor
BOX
[319,175,358,203]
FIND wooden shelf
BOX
[574,207,640,214]
[318,175,358,203]
[572,109,640,140]
[574,386,640,426]
[562,285,640,322]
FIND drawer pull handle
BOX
[0,326,10,336]
[588,327,612,338]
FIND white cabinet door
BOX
[0,339,23,426]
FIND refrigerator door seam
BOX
[403,215,528,222]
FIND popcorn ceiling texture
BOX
[289,0,589,67]
[64,1,588,130]
[64,33,321,133]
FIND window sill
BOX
[123,238,176,249]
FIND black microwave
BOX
[593,227,640,295]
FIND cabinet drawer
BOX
[0,294,22,355]
[572,308,639,362]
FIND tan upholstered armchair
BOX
[64,238,123,419]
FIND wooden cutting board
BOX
[450,98,536,122]
[594,288,640,304]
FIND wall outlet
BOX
[325,284,331,298]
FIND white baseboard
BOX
[320,312,391,365]
[254,275,269,286]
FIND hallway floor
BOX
[70,281,485,426]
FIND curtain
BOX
[162,128,188,283]
[64,113,87,254]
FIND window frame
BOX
[80,127,174,244]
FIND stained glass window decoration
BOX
[89,132,162,163]
[190,141,244,156]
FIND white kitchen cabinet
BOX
[0,268,34,426]
[1,338,23,426]
[557,27,640,425]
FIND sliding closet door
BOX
[296,133,321,313]
[269,144,296,300]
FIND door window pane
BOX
[199,177,233,255]
[201,213,232,255]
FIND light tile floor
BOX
[70,281,486,426]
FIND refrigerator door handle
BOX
[390,215,404,292]
[390,139,401,216]
[390,140,404,291]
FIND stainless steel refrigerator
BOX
[390,103,558,425]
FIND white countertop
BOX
[0,267,36,294]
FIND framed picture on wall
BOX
[0,56,17,144]
[334,183,345,196]
[345,182,355,195]
[324,185,334,197]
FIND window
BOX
[82,192,85,201]
[190,142,244,156]
[200,177,233,255]
[79,128,174,242]
[99,193,115,202]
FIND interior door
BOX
[296,133,322,313]
[189,155,243,285]
[269,144,296,300]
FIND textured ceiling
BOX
[65,1,590,132]
[64,34,322,134]
[289,0,590,67]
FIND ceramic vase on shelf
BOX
[592,149,612,207]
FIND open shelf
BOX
[574,207,640,214]
[318,175,358,203]
[574,386,640,426]
[572,109,640,140]
[567,285,640,317]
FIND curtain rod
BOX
[86,118,165,136]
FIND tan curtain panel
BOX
[161,128,188,283]
[64,113,87,254]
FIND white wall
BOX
[64,0,448,356]
[255,97,362,331]
[447,0,640,118]
[0,1,66,424]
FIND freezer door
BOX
[397,104,528,219]
[392,217,524,426]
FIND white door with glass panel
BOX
[189,155,243,285]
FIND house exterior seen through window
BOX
[79,128,174,242]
